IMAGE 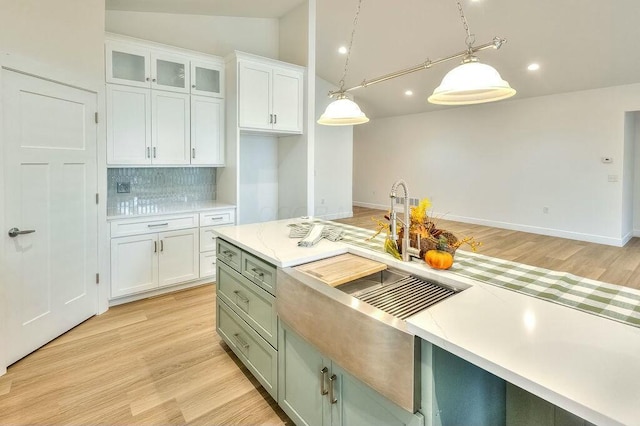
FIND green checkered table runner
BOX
[311,219,640,329]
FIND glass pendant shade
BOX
[317,95,369,126]
[428,59,516,105]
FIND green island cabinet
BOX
[278,322,424,426]
[215,237,591,426]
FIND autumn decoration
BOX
[369,198,481,269]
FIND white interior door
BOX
[2,69,98,366]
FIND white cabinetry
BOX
[237,54,304,134]
[109,207,236,301]
[105,34,225,166]
[110,214,199,298]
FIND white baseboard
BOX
[353,200,628,247]
[108,279,214,308]
[633,229,640,238]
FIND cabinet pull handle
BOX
[251,267,265,281]
[329,374,337,404]
[148,223,169,228]
[233,333,250,351]
[233,290,250,304]
[320,367,328,395]
[192,84,196,88]
[274,114,277,124]
[192,148,196,159]
[269,114,273,124]
[210,216,224,221]
[146,77,150,82]
[153,147,157,158]
[154,241,157,253]
[160,240,164,252]
[222,250,234,257]
[146,147,151,158]
[152,78,157,82]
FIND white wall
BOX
[0,0,106,376]
[622,112,635,242]
[239,135,279,224]
[633,113,640,234]
[353,83,640,246]
[279,2,309,67]
[314,77,354,219]
[278,136,309,219]
[106,11,279,59]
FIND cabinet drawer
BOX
[217,297,277,400]
[200,226,217,252]
[200,251,216,279]
[217,238,242,272]
[110,213,198,238]
[217,262,277,348]
[241,251,276,296]
[200,209,235,226]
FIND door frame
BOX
[0,57,109,376]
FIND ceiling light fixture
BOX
[527,63,540,71]
[318,0,516,126]
[338,46,348,54]
[405,90,414,96]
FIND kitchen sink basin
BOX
[337,268,462,320]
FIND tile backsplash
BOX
[107,167,216,211]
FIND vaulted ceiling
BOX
[106,0,640,119]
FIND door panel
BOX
[152,91,190,165]
[191,96,224,165]
[106,84,151,165]
[110,234,158,298]
[3,70,98,365]
[158,228,198,287]
[272,68,303,132]
[238,61,272,130]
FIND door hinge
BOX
[96,273,100,284]
[96,193,99,204]
[94,112,98,124]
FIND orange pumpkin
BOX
[424,249,454,270]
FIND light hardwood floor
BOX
[0,285,292,426]
[2,208,639,425]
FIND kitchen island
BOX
[213,218,640,426]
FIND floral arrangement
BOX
[370,198,481,267]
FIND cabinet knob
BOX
[146,77,150,82]
[192,84,196,88]
[152,78,157,82]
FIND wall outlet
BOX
[116,182,131,193]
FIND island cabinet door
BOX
[330,364,424,426]
[278,323,326,426]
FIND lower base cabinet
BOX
[278,322,424,426]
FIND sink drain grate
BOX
[356,276,457,320]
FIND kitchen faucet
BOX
[390,180,411,262]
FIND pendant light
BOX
[428,1,516,105]
[317,0,369,126]
[317,0,515,126]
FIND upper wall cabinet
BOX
[105,34,225,167]
[235,53,304,134]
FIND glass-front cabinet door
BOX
[190,60,224,98]
[106,41,151,88]
[151,53,190,94]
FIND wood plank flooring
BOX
[0,285,292,425]
[335,206,640,290]
[2,207,639,425]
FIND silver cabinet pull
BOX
[153,147,157,158]
[154,241,157,253]
[233,333,250,351]
[222,250,234,258]
[233,290,249,304]
[210,216,224,221]
[146,77,150,82]
[320,367,328,395]
[274,114,277,124]
[152,78,157,82]
[147,223,169,228]
[160,240,164,252]
[251,267,264,282]
[146,147,151,158]
[269,114,273,124]
[192,148,196,159]
[8,228,35,238]
[329,374,337,404]
[192,84,196,88]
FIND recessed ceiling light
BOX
[527,63,540,71]
[405,90,413,96]
[338,46,348,54]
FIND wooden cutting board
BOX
[295,253,387,287]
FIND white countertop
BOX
[106,200,235,220]
[213,218,640,426]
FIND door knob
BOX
[8,228,35,238]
